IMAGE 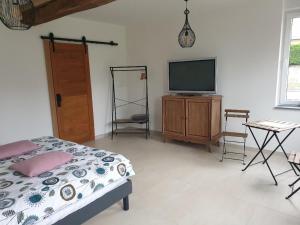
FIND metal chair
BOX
[286,152,300,199]
[220,109,250,165]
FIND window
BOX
[277,10,300,108]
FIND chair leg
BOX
[242,140,246,165]
[220,140,226,162]
[289,177,300,187]
[286,186,300,199]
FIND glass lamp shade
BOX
[178,9,196,48]
[0,0,34,30]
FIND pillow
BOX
[10,151,73,177]
[0,140,39,160]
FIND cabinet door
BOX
[186,99,210,140]
[163,98,186,136]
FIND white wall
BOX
[0,17,127,144]
[126,0,300,151]
[285,0,300,11]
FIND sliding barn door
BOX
[44,41,95,143]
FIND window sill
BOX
[274,104,300,110]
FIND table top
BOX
[244,120,300,132]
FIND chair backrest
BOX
[224,109,250,134]
[224,109,250,120]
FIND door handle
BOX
[56,94,62,107]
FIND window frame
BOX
[277,10,300,108]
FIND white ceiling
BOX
[72,0,239,26]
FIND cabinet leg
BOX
[207,144,212,152]
[214,141,220,147]
[163,136,168,143]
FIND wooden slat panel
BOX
[245,120,300,132]
[225,114,249,119]
[289,152,296,163]
[222,132,248,138]
[225,109,250,113]
[295,153,300,164]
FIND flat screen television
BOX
[169,58,216,94]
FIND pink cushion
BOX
[0,140,39,160]
[10,151,73,177]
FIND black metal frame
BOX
[40,32,118,52]
[242,126,298,185]
[286,165,300,199]
[54,179,132,225]
[110,66,150,139]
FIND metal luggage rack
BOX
[110,66,150,139]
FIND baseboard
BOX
[95,130,161,140]
[94,131,282,154]
[95,132,110,140]
[150,130,162,136]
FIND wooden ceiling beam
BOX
[32,0,52,7]
[22,0,115,26]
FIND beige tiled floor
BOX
[84,134,300,225]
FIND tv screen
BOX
[169,59,216,93]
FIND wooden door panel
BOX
[56,67,86,80]
[59,95,92,143]
[186,100,210,139]
[163,98,185,136]
[44,41,94,143]
[58,82,87,96]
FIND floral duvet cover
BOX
[0,136,135,225]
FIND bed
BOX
[0,136,135,225]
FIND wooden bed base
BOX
[54,179,132,225]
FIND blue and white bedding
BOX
[0,136,135,225]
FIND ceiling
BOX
[72,0,239,26]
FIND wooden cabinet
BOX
[162,95,222,146]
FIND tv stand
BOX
[162,95,222,150]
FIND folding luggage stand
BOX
[110,66,150,139]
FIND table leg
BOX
[263,129,295,164]
[274,132,298,176]
[262,153,278,185]
[242,130,272,171]
[242,129,278,185]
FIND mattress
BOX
[0,136,135,225]
[42,178,128,225]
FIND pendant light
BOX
[178,0,196,48]
[0,0,34,30]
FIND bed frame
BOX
[54,179,132,225]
